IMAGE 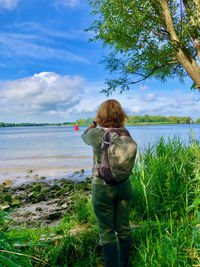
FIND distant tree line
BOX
[1,116,200,127]
[126,115,193,125]
[77,115,200,126]
[76,118,94,126]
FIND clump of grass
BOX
[129,136,200,266]
[130,136,200,220]
[0,209,42,266]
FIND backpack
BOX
[98,128,137,185]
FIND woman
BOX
[81,99,137,267]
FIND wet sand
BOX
[0,165,92,186]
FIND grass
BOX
[0,136,200,266]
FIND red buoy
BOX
[74,123,79,131]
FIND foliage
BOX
[76,118,94,126]
[88,0,200,94]
[1,136,200,266]
[126,115,193,124]
[130,136,200,219]
[76,115,195,125]
[0,209,34,266]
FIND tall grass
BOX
[130,136,200,220]
[130,136,200,266]
[1,136,199,266]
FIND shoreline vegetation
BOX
[1,115,200,127]
[1,136,200,266]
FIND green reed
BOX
[129,136,200,266]
[1,136,199,266]
[130,136,200,220]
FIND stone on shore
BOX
[32,184,42,192]
[45,212,62,220]
[2,171,92,227]
[2,180,13,188]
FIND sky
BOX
[0,0,199,123]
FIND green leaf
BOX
[0,254,21,267]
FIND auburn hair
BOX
[96,99,128,128]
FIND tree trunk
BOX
[158,0,200,91]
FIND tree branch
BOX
[182,0,200,62]
[127,60,179,85]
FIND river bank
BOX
[1,137,200,266]
[0,170,92,227]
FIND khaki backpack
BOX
[98,128,137,185]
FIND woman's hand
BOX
[87,121,97,130]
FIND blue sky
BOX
[0,0,199,123]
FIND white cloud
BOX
[142,93,156,102]
[1,76,200,122]
[129,106,144,114]
[54,0,80,8]
[140,84,149,91]
[0,0,19,9]
[177,93,196,106]
[0,72,85,116]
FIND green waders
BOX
[92,177,133,267]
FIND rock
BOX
[4,194,12,202]
[0,204,10,211]
[46,201,53,206]
[33,175,39,179]
[28,192,38,200]
[51,184,61,191]
[23,211,32,218]
[57,201,65,207]
[2,180,13,188]
[73,171,79,174]
[31,215,40,220]
[12,199,20,206]
[40,176,46,180]
[45,212,62,220]
[27,170,33,174]
[36,207,42,212]
[85,177,92,183]
[53,199,60,204]
[14,184,27,191]
[37,193,45,202]
[32,184,42,192]
[61,203,68,209]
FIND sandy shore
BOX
[0,165,92,186]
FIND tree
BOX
[88,0,200,94]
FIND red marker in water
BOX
[74,123,79,131]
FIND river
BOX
[0,124,199,185]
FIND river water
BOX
[0,124,199,185]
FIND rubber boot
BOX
[102,242,119,267]
[118,239,131,267]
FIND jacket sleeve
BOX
[81,128,103,146]
[81,128,93,145]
